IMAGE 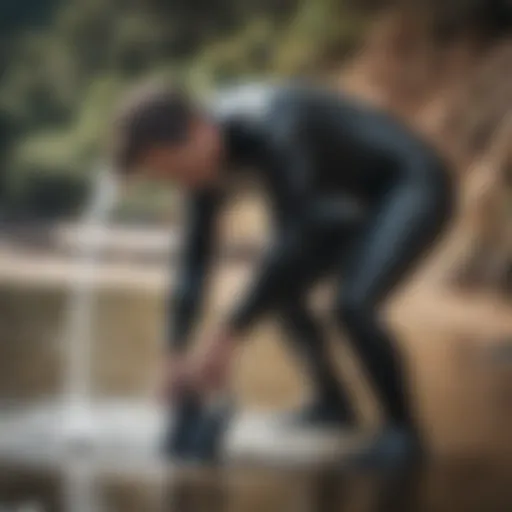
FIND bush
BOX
[6,170,90,220]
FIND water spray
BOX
[59,165,119,451]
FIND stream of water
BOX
[59,167,119,448]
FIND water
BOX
[59,167,119,449]
[49,168,163,511]
[1,463,512,512]
[62,461,101,512]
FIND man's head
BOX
[111,80,224,188]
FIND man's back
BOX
[210,81,440,201]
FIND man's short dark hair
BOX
[111,79,194,175]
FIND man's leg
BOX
[333,180,452,463]
[273,214,361,428]
[270,216,406,431]
[278,297,356,426]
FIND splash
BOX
[60,165,119,449]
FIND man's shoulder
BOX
[206,81,294,121]
[205,81,357,119]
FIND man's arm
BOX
[227,222,313,332]
[167,189,220,352]
[224,106,317,334]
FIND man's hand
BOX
[191,329,238,394]
[158,352,192,404]
[158,329,238,403]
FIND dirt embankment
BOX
[341,10,512,291]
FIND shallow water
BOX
[0,462,511,512]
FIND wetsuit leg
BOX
[334,176,453,430]
[271,205,363,426]
[279,297,356,425]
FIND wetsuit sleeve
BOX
[167,189,220,352]
[227,221,312,333]
[227,107,317,333]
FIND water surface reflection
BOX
[0,463,511,512]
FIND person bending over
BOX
[109,79,454,464]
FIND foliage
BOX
[0,0,369,219]
[1,0,509,220]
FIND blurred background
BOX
[0,0,511,225]
[0,0,512,475]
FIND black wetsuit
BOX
[167,82,454,431]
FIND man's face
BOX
[138,118,223,188]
